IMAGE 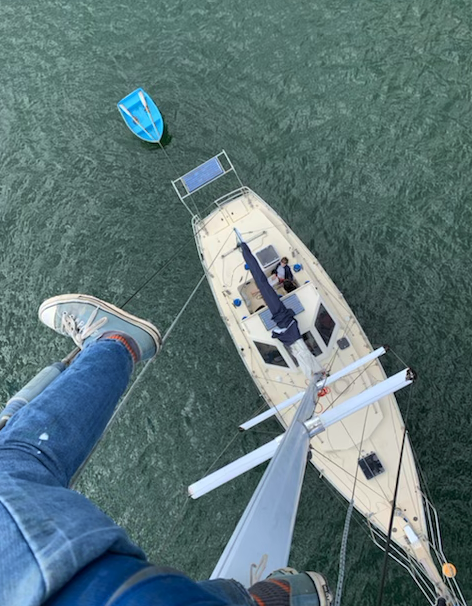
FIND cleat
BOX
[39,294,162,362]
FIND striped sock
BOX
[100,332,139,363]
[249,579,291,606]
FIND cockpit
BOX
[238,245,299,314]
[236,243,341,372]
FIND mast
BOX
[210,380,317,585]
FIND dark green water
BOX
[1,1,471,604]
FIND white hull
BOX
[193,187,453,602]
[172,153,464,605]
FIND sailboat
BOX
[172,151,467,606]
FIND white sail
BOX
[289,339,322,377]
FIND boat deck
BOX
[193,188,440,582]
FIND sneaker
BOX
[39,294,162,362]
[250,567,333,606]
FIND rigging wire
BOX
[375,383,414,606]
[161,273,208,346]
[310,445,387,502]
[312,359,392,504]
[63,198,225,364]
[307,458,373,542]
[71,225,236,486]
[388,346,411,369]
[118,233,197,309]
[30,130,440,599]
[310,346,425,605]
[313,344,403,506]
[334,407,370,606]
[70,154,422,602]
[119,196,226,309]
[155,394,278,560]
[249,319,357,421]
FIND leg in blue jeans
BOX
[0,339,133,487]
[0,292,320,606]
[0,339,148,606]
[0,338,254,606]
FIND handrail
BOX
[420,490,469,606]
[171,151,243,217]
[367,511,467,606]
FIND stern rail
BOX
[172,151,243,218]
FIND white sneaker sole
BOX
[305,572,333,606]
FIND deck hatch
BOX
[254,342,288,367]
[358,452,385,480]
[255,245,279,269]
[315,303,336,346]
[337,337,351,350]
[259,293,304,330]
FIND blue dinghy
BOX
[117,88,164,143]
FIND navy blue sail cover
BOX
[240,242,301,346]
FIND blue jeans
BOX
[0,339,253,606]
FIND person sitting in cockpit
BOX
[276,257,297,293]
[283,279,297,293]
[276,257,294,283]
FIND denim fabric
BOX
[44,552,254,606]
[0,340,146,606]
[199,579,256,605]
[0,339,255,606]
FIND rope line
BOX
[334,500,354,606]
[161,273,208,346]
[119,197,226,309]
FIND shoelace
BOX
[61,307,108,348]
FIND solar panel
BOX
[182,157,224,193]
[259,293,305,330]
